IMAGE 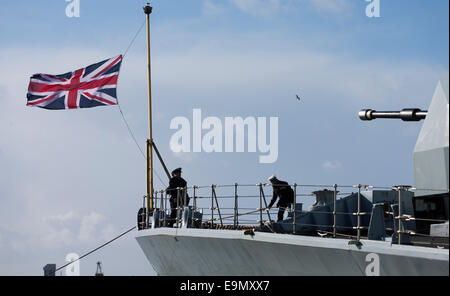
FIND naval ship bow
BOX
[135,3,449,276]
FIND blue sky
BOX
[0,0,448,275]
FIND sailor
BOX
[166,168,189,227]
[267,175,294,222]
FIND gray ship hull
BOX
[136,228,449,276]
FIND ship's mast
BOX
[144,3,154,214]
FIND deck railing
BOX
[139,183,449,247]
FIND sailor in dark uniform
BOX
[267,175,294,222]
[166,168,189,227]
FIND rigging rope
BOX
[117,104,145,158]
[52,226,136,275]
[123,19,146,58]
[117,19,167,188]
[117,105,167,188]
[50,16,167,278]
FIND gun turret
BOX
[359,108,427,122]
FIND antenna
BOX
[143,2,154,224]
[95,261,104,276]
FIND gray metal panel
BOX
[430,222,449,237]
[368,204,387,240]
[414,147,449,196]
[414,73,449,196]
[275,190,415,235]
[136,228,449,276]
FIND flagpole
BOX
[144,3,154,221]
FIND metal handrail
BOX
[143,183,449,247]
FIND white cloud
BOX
[9,210,117,251]
[230,0,281,18]
[155,44,442,107]
[203,0,227,16]
[172,151,200,164]
[0,27,445,274]
[322,160,342,172]
[0,47,148,274]
[228,0,350,18]
[45,211,78,223]
[78,212,116,243]
[309,0,352,14]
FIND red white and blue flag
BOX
[27,55,122,110]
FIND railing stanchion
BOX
[163,191,167,227]
[212,185,223,227]
[293,184,297,234]
[142,195,146,229]
[398,187,402,245]
[154,192,157,227]
[261,185,272,224]
[176,188,180,229]
[192,186,196,228]
[357,184,361,242]
[146,195,150,229]
[234,183,238,229]
[211,185,214,229]
[259,184,263,227]
[159,190,163,228]
[333,184,337,238]
[182,187,187,227]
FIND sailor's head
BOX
[172,167,182,177]
[268,175,277,184]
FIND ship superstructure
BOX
[135,3,449,276]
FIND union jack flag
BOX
[27,55,122,110]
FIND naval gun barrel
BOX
[359,108,427,122]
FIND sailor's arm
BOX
[166,178,176,194]
[268,192,278,208]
